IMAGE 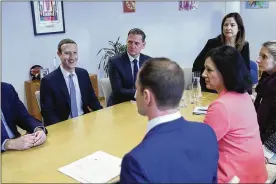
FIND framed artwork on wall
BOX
[246,1,269,9]
[30,1,66,36]
[123,1,136,13]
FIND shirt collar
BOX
[146,111,182,134]
[127,52,140,63]
[60,65,76,79]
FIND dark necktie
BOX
[133,59,138,87]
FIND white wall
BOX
[240,1,276,61]
[2,1,225,105]
[2,2,276,107]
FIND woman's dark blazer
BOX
[192,35,250,92]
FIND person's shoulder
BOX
[75,67,88,74]
[184,120,218,142]
[140,53,151,59]
[185,119,215,132]
[243,41,249,47]
[109,52,127,63]
[208,35,222,45]
[1,82,12,89]
[1,82,14,93]
[42,68,59,81]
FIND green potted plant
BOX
[97,37,127,77]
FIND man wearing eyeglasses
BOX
[40,39,102,126]
[108,28,151,106]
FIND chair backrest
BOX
[35,91,41,110]
[250,60,259,85]
[100,78,112,107]
[34,91,44,125]
[182,68,193,88]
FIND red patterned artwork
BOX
[123,1,136,13]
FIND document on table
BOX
[58,150,122,183]
[193,106,209,115]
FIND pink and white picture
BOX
[179,1,198,11]
[38,0,59,22]
[30,1,65,35]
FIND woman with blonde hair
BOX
[254,40,276,163]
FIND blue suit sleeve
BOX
[120,154,149,184]
[10,84,42,132]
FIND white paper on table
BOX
[58,150,122,183]
[193,106,209,115]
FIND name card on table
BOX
[193,106,209,115]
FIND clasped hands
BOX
[5,129,46,151]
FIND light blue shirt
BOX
[1,112,15,151]
[60,65,84,118]
[146,111,182,134]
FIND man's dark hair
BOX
[138,57,184,110]
[205,45,251,93]
[128,28,146,42]
[57,38,77,53]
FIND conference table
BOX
[1,92,275,183]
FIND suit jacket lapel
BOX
[57,67,70,107]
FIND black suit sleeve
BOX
[108,58,136,100]
[40,77,60,125]
[241,42,251,71]
[84,70,102,111]
[193,39,213,72]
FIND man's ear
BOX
[142,41,146,49]
[143,88,151,106]
[57,51,61,57]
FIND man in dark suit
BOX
[1,82,47,152]
[120,58,219,183]
[40,39,102,126]
[108,28,151,105]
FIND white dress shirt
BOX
[60,65,84,118]
[127,52,140,78]
[146,111,182,134]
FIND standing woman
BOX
[193,12,250,92]
[254,41,276,162]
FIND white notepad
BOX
[58,151,122,183]
[193,106,209,115]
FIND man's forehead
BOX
[61,43,77,51]
[127,34,143,42]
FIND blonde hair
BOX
[263,40,276,61]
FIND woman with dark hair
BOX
[193,12,250,93]
[202,45,267,183]
[254,41,276,164]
